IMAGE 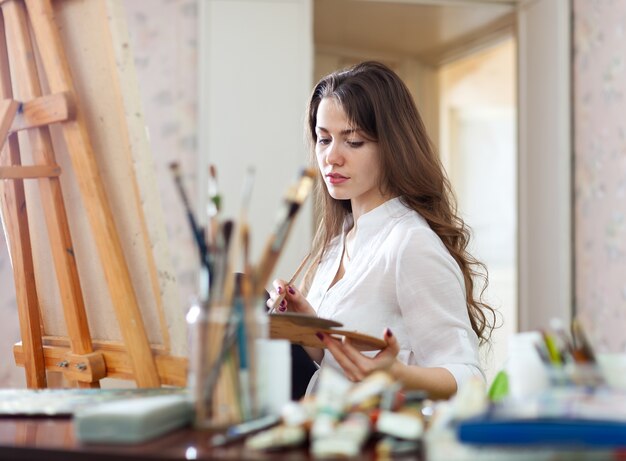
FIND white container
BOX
[505,332,550,399]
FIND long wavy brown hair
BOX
[303,61,495,344]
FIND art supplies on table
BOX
[0,388,186,416]
[456,317,626,450]
[457,416,626,448]
[457,396,626,448]
[74,394,192,444]
[210,413,282,447]
[238,368,430,456]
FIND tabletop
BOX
[0,416,423,461]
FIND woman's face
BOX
[315,97,387,217]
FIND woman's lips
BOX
[327,173,348,185]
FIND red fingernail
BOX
[279,306,286,312]
[288,286,296,295]
[315,332,324,340]
[277,286,283,294]
[386,328,393,338]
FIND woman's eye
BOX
[317,137,331,145]
[347,140,364,148]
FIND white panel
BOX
[517,0,571,331]
[199,0,313,290]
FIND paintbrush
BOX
[210,219,234,306]
[253,168,316,297]
[206,164,221,249]
[221,167,256,308]
[228,167,256,420]
[203,309,240,421]
[268,252,311,314]
[169,162,210,270]
[241,167,255,274]
[571,316,597,364]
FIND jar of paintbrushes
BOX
[173,164,315,429]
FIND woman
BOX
[268,61,495,399]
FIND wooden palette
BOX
[268,312,343,329]
[269,314,386,351]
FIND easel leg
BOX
[0,10,46,389]
[2,0,99,389]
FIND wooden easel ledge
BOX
[13,338,187,387]
[0,165,61,179]
[1,92,74,137]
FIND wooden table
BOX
[0,416,423,460]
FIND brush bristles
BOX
[282,169,316,205]
[294,176,314,204]
[300,167,316,179]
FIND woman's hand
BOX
[316,328,400,382]
[266,279,316,316]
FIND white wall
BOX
[517,0,572,331]
[198,0,314,289]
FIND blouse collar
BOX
[344,196,411,242]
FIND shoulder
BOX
[387,207,463,281]
[387,206,443,253]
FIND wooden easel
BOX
[0,0,185,388]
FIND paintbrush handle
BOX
[170,165,210,269]
[268,252,310,314]
[254,169,315,297]
[268,291,286,315]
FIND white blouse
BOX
[305,197,484,394]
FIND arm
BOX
[394,227,484,394]
[317,329,458,400]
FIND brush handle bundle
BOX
[172,164,315,429]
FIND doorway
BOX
[439,39,517,381]
[313,0,517,383]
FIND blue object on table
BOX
[457,417,626,448]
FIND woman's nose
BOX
[325,141,343,166]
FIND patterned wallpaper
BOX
[123,0,200,320]
[574,0,626,353]
[0,0,199,387]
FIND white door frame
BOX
[374,0,573,331]
[516,0,572,331]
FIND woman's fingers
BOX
[321,328,401,382]
[267,295,288,312]
[267,279,288,311]
[317,333,364,381]
[283,286,317,316]
[339,337,372,374]
[272,279,287,294]
[377,328,399,357]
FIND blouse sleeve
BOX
[395,227,485,388]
